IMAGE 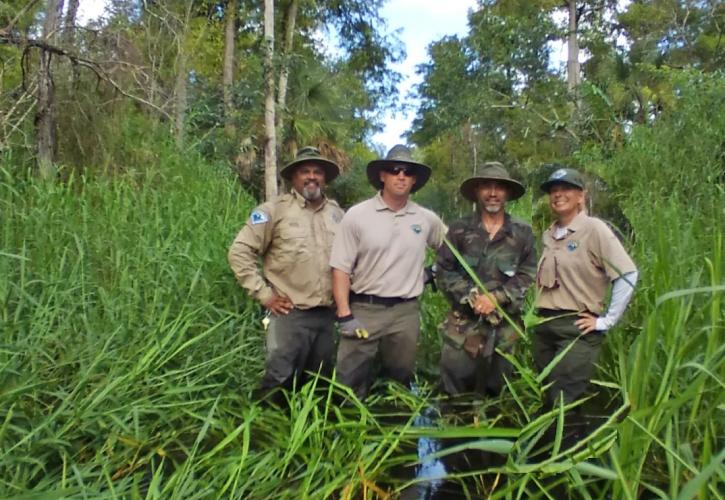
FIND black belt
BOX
[536,308,582,317]
[350,293,416,307]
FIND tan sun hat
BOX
[366,144,432,193]
[459,162,526,202]
[280,146,340,182]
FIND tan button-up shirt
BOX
[536,211,637,314]
[228,190,344,309]
[330,192,447,299]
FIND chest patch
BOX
[567,240,579,252]
[411,224,422,234]
[250,210,269,224]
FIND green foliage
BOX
[1,1,724,497]
[619,0,725,70]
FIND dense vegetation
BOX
[1,0,723,498]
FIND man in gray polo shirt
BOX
[330,145,447,399]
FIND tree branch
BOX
[0,33,173,121]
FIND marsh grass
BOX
[2,74,723,499]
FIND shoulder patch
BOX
[250,210,269,225]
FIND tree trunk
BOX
[566,0,581,92]
[63,0,79,46]
[263,0,278,200]
[37,0,64,180]
[64,0,80,85]
[276,0,298,144]
[174,50,188,148]
[173,3,194,149]
[223,0,237,135]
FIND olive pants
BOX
[336,299,420,399]
[439,323,516,397]
[259,307,336,391]
[532,315,603,407]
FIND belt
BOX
[536,308,581,317]
[350,293,416,307]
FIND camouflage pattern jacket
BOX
[436,212,537,324]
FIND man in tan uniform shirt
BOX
[228,147,344,401]
[330,145,447,399]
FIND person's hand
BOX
[337,315,369,339]
[263,293,294,315]
[472,293,497,316]
[575,312,599,334]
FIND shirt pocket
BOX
[323,214,340,242]
[275,220,309,262]
[537,256,558,288]
[496,257,518,280]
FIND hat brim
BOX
[460,176,526,202]
[280,158,340,182]
[540,179,584,193]
[366,159,432,193]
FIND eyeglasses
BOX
[383,166,415,177]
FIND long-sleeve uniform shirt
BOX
[436,213,537,347]
[228,190,344,309]
[536,211,637,315]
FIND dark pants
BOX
[532,314,603,407]
[439,325,515,397]
[259,307,335,391]
[336,299,420,399]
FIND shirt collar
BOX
[567,211,588,232]
[474,212,513,237]
[374,191,416,214]
[545,210,588,238]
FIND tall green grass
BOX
[0,152,440,498]
[1,71,723,498]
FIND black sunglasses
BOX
[383,165,415,177]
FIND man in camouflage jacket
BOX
[436,162,536,397]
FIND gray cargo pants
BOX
[259,306,336,391]
[336,299,420,399]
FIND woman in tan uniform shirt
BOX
[533,167,638,409]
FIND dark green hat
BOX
[540,166,586,193]
[366,144,432,193]
[280,146,340,182]
[459,161,526,202]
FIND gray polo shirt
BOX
[330,192,446,299]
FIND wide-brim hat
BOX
[459,161,526,202]
[280,146,340,182]
[366,144,432,193]
[540,166,586,193]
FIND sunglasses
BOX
[383,166,415,177]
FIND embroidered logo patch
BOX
[411,224,422,234]
[552,168,567,179]
[250,210,269,225]
[331,212,342,224]
[567,240,579,252]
